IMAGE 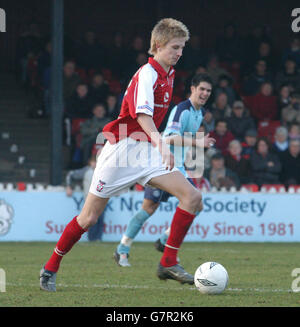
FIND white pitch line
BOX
[5,282,294,293]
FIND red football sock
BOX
[45,216,86,272]
[160,207,195,267]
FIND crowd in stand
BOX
[16,22,300,190]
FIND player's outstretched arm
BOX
[136,113,175,170]
[164,133,216,148]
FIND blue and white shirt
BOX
[163,99,205,177]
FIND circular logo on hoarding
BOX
[0,199,14,236]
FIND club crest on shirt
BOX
[96,180,106,192]
[164,92,169,103]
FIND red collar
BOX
[148,57,174,78]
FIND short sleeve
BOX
[134,65,157,117]
[163,107,189,137]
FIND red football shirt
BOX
[103,57,175,143]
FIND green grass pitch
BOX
[0,242,300,307]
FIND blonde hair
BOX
[148,18,190,55]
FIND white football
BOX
[194,262,229,294]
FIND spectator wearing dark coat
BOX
[65,83,93,119]
[250,137,282,187]
[80,103,110,164]
[210,92,232,121]
[279,139,300,186]
[203,152,241,189]
[243,59,273,96]
[106,93,120,121]
[241,129,257,159]
[89,73,110,105]
[275,58,300,92]
[63,61,82,102]
[226,100,256,141]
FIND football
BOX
[194,262,229,294]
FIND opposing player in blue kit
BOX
[114,73,215,267]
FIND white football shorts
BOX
[89,137,178,198]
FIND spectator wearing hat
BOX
[203,152,241,189]
[250,137,281,187]
[210,119,234,155]
[272,126,289,155]
[241,129,257,159]
[226,100,256,141]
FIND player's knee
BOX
[186,190,202,212]
[142,202,159,216]
[78,212,99,229]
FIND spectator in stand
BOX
[124,52,148,83]
[106,31,129,79]
[243,26,272,73]
[226,100,256,141]
[210,119,234,155]
[37,41,51,84]
[279,139,300,187]
[245,82,278,122]
[215,23,242,64]
[181,35,208,72]
[126,36,145,69]
[282,36,300,67]
[243,59,273,96]
[63,61,82,102]
[65,83,93,119]
[106,93,120,121]
[76,31,106,73]
[253,41,277,74]
[203,110,215,133]
[89,73,110,105]
[211,92,232,121]
[16,22,43,84]
[203,152,241,190]
[65,154,105,241]
[277,84,291,114]
[250,137,281,187]
[288,123,300,142]
[275,58,300,92]
[241,129,257,159]
[225,139,251,184]
[206,54,232,86]
[80,103,110,164]
[184,65,207,96]
[214,74,237,106]
[272,126,289,155]
[281,93,300,127]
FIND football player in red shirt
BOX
[40,18,203,291]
